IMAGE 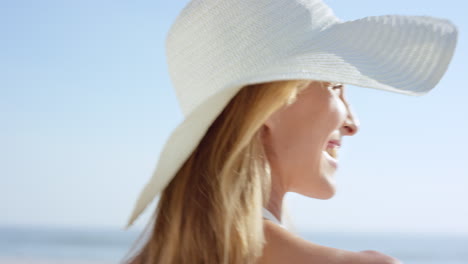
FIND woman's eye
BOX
[331,84,343,94]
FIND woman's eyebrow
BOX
[328,82,344,88]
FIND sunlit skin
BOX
[261,80,360,221]
[258,81,402,263]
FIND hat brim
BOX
[125,84,243,229]
[241,15,457,96]
[125,14,457,228]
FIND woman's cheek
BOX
[328,98,348,128]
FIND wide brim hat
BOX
[125,0,458,228]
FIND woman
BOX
[122,0,458,263]
[124,80,400,263]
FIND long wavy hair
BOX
[123,79,310,264]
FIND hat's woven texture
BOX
[169,0,456,116]
[126,0,458,227]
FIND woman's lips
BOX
[327,140,341,148]
[324,139,340,168]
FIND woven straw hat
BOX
[125,0,458,228]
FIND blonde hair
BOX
[123,80,310,264]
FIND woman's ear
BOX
[260,122,272,157]
[263,109,281,131]
[263,116,275,131]
[260,117,273,144]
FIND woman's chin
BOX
[299,181,337,200]
[316,174,338,199]
[313,187,336,200]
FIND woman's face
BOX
[262,80,360,199]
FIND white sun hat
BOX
[125,0,458,228]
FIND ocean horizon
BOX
[0,225,467,263]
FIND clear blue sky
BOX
[1,0,467,234]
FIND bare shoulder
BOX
[257,220,402,264]
[257,220,347,264]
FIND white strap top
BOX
[262,207,287,229]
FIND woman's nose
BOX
[341,104,360,136]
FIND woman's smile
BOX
[322,149,338,169]
[262,80,359,200]
[323,139,341,168]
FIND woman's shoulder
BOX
[258,220,346,264]
[258,220,402,264]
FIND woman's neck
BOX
[266,173,287,223]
